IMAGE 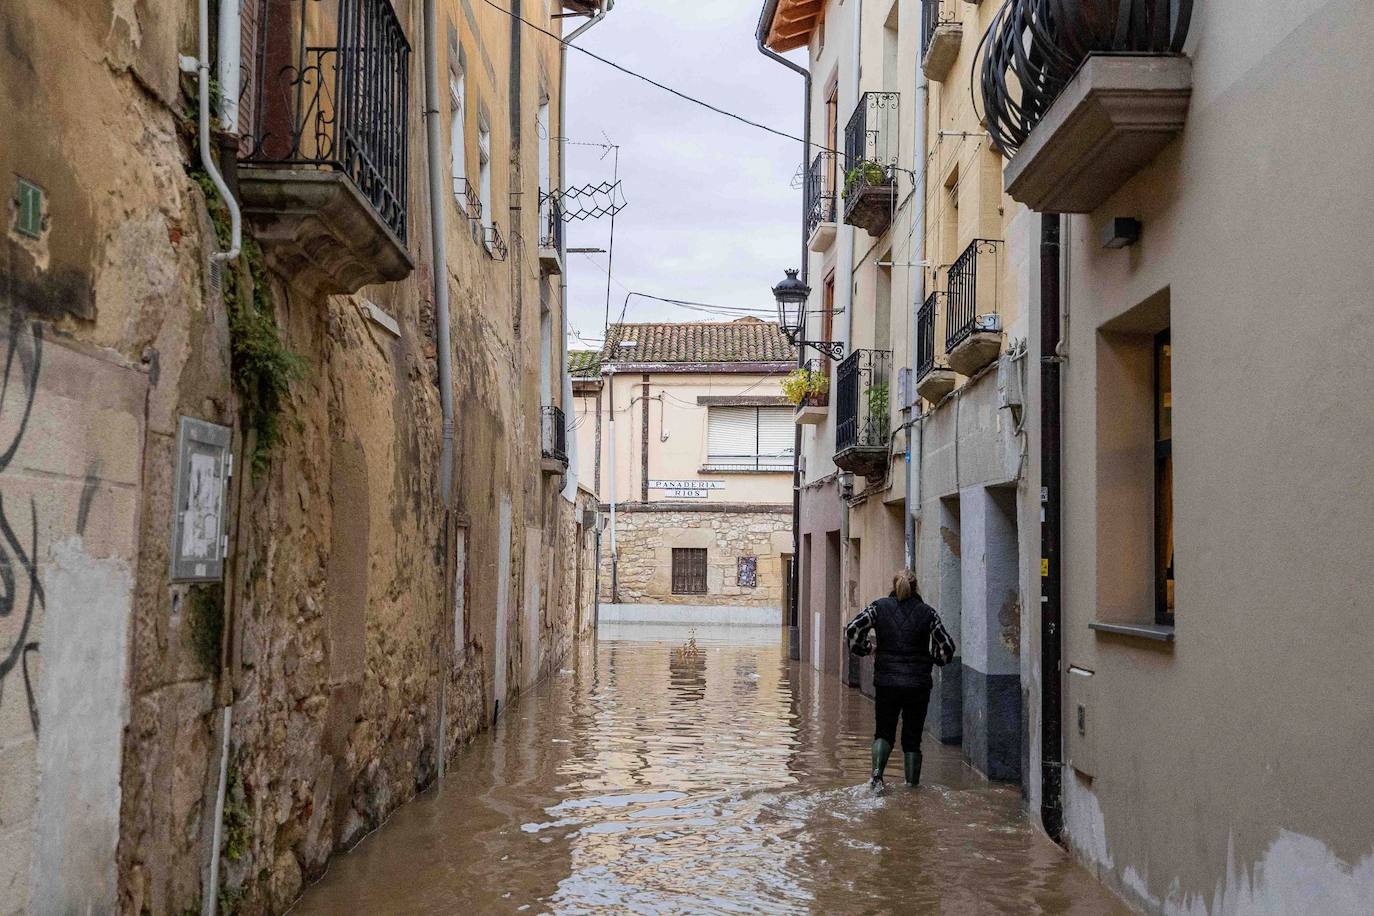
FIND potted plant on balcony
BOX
[783,367,830,407]
[842,160,895,235]
[866,380,890,439]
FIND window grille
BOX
[672,548,708,595]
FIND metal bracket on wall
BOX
[802,339,845,361]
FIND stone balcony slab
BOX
[947,332,1001,377]
[922,23,963,82]
[237,169,414,297]
[916,367,957,404]
[1004,54,1192,214]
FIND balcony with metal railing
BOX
[944,239,1004,377]
[915,291,956,403]
[538,193,563,274]
[484,222,508,262]
[806,152,838,252]
[841,92,899,237]
[238,0,413,296]
[833,348,892,479]
[540,405,568,474]
[920,0,962,82]
[981,0,1194,212]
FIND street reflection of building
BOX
[572,319,797,618]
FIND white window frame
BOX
[450,70,468,213]
[478,118,493,248]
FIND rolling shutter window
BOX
[707,406,756,468]
[757,408,795,470]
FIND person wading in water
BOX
[844,570,947,791]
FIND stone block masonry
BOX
[601,506,792,608]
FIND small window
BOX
[672,548,708,595]
[1154,329,1174,624]
[14,178,43,239]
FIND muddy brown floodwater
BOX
[292,624,1128,915]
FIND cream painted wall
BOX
[1040,0,1374,910]
[572,370,794,506]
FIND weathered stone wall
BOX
[602,507,791,607]
[1,1,585,914]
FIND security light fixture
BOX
[1102,217,1142,249]
[771,268,844,361]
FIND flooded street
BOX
[293,625,1126,914]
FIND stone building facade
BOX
[0,0,601,912]
[572,320,797,617]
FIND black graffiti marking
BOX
[77,459,102,536]
[0,319,43,736]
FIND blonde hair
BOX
[893,569,919,601]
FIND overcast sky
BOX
[561,1,806,351]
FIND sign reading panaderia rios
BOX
[649,479,724,499]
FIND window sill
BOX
[1088,620,1175,642]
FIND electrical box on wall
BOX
[171,417,232,582]
[1067,665,1096,778]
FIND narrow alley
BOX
[293,625,1123,914]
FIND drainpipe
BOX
[195,0,242,909]
[421,0,457,783]
[182,0,241,264]
[755,0,809,661]
[607,366,618,602]
[423,0,455,508]
[904,36,929,570]
[1040,213,1064,842]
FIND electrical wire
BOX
[480,0,837,154]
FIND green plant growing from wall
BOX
[186,583,225,676]
[192,170,305,472]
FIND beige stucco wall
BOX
[1040,0,1374,910]
[580,369,795,506]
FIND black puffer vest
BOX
[872,594,937,689]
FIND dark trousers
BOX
[874,683,932,751]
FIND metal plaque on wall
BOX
[170,417,232,582]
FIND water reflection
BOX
[292,624,1126,914]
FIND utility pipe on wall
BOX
[185,0,241,264]
[216,0,241,132]
[1039,213,1064,842]
[904,34,930,570]
[423,0,456,508]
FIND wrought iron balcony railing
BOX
[979,0,1194,156]
[806,152,837,238]
[539,193,563,251]
[843,92,899,193]
[945,239,1003,350]
[243,0,411,241]
[454,177,482,222]
[541,406,567,463]
[485,222,508,261]
[916,292,939,380]
[835,348,892,454]
[842,92,899,233]
[921,0,950,58]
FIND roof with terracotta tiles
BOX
[568,349,601,377]
[600,318,796,365]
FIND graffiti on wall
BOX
[0,316,44,735]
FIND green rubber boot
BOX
[903,752,921,787]
[870,739,893,791]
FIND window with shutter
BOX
[706,406,795,471]
[707,406,757,469]
[756,407,795,470]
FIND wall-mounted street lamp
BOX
[772,269,845,361]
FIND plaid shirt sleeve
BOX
[844,604,878,656]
